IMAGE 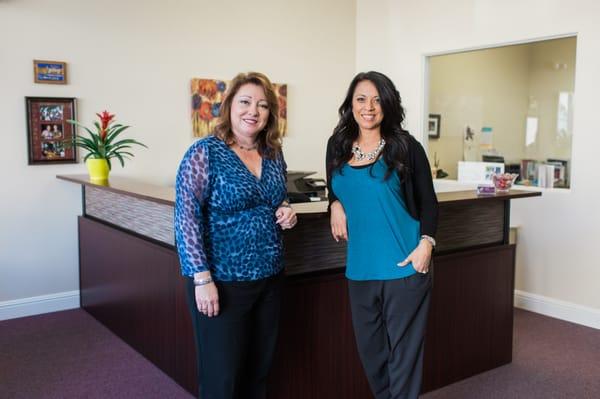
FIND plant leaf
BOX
[104,125,131,146]
[114,153,126,168]
[68,120,97,138]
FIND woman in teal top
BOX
[331,157,421,281]
[326,71,438,399]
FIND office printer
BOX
[286,171,327,203]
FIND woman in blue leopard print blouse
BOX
[175,72,297,399]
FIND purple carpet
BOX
[422,309,600,399]
[0,309,192,399]
[1,308,598,398]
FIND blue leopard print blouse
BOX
[175,135,288,281]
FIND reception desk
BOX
[57,174,540,397]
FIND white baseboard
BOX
[515,290,600,330]
[0,290,80,321]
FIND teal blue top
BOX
[331,158,421,281]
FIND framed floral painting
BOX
[191,78,287,137]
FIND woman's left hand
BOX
[397,239,433,273]
[276,206,297,230]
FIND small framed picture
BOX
[26,97,77,165]
[428,114,441,139]
[33,60,67,84]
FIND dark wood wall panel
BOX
[436,200,504,252]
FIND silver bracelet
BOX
[280,201,292,208]
[420,234,436,248]
[193,276,213,286]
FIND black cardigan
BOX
[325,134,439,238]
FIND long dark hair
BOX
[327,71,411,180]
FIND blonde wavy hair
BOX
[214,72,282,158]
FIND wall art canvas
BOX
[191,78,287,137]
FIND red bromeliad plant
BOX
[97,110,114,141]
[67,111,147,170]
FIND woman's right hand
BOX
[330,200,348,242]
[194,273,220,317]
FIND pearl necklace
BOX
[352,138,386,162]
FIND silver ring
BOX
[420,270,428,274]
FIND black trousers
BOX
[185,273,283,399]
[348,271,432,399]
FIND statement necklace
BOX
[352,138,386,162]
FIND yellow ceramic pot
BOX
[86,158,109,182]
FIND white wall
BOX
[356,0,600,313]
[4,0,598,325]
[0,0,356,308]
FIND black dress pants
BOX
[185,273,283,399]
[348,271,432,399]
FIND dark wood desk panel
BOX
[423,245,516,391]
[268,273,373,399]
[174,272,198,395]
[79,217,178,377]
[79,216,370,398]
[78,215,518,397]
[283,212,346,275]
[436,200,505,252]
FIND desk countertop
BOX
[57,174,541,212]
